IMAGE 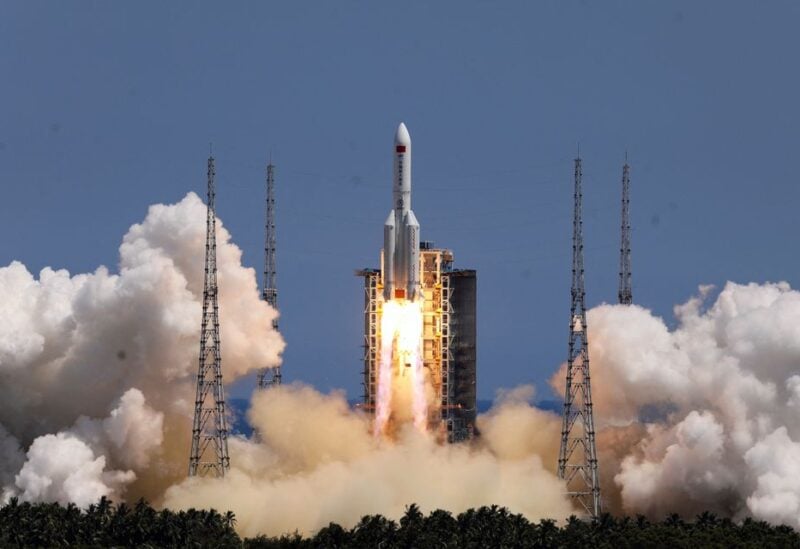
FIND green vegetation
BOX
[0,497,239,548]
[1,498,798,548]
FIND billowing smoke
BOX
[552,282,800,528]
[163,384,572,537]
[10,388,164,507]
[2,191,799,535]
[0,192,283,504]
[14,433,136,508]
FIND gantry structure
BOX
[558,156,602,518]
[258,162,282,388]
[189,154,231,478]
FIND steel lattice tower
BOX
[558,156,602,518]
[618,156,632,305]
[258,162,282,388]
[189,154,231,477]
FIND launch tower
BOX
[558,156,601,517]
[189,154,231,477]
[258,161,282,388]
[618,156,632,305]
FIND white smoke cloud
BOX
[0,192,284,504]
[5,389,162,506]
[614,410,738,516]
[72,388,164,471]
[744,427,800,527]
[553,282,800,527]
[13,433,136,508]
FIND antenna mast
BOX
[258,161,282,388]
[618,155,632,305]
[558,156,601,518]
[189,154,230,477]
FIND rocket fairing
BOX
[383,123,421,302]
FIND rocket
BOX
[383,123,420,302]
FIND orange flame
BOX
[374,299,427,437]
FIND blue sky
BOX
[2,2,799,400]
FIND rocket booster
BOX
[383,123,420,302]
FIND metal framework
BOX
[618,156,632,305]
[420,248,456,441]
[258,162,282,388]
[360,269,380,411]
[558,156,601,518]
[439,270,455,439]
[189,155,231,478]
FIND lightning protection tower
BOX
[189,153,231,477]
[618,156,632,305]
[258,161,282,388]
[558,156,601,518]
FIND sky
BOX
[1,2,799,400]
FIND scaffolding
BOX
[446,269,477,442]
[440,269,454,437]
[359,269,380,410]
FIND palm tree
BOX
[536,518,560,547]
[696,511,719,529]
[398,503,425,547]
[351,514,398,547]
[313,522,348,548]
[664,513,685,530]
[422,509,457,547]
[224,510,237,529]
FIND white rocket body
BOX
[383,123,420,302]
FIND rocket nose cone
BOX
[394,123,411,146]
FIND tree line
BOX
[1,497,798,548]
